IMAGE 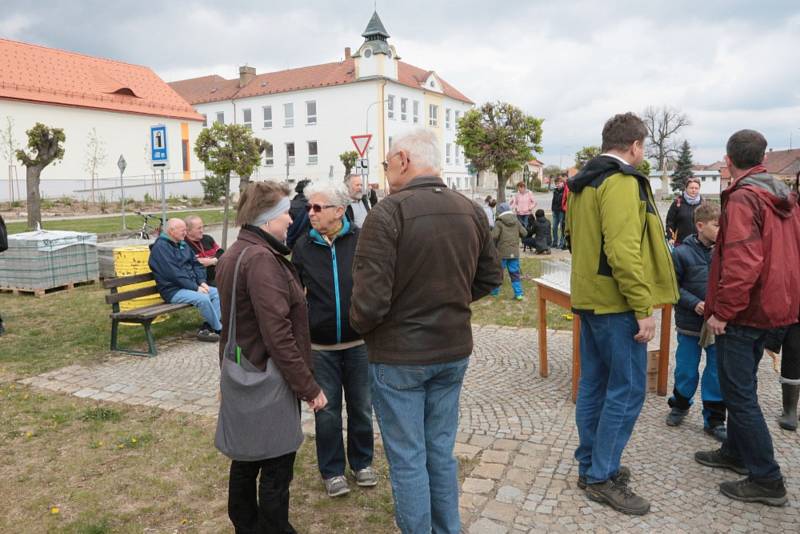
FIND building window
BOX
[428,104,438,127]
[387,95,395,120]
[306,101,317,125]
[400,98,408,121]
[413,101,420,124]
[264,144,274,167]
[263,106,272,128]
[307,141,318,165]
[202,114,207,127]
[455,146,461,165]
[446,143,452,165]
[242,108,252,130]
[445,109,451,129]
[284,103,294,127]
[455,110,461,127]
[215,111,225,124]
[286,142,295,166]
[388,136,393,150]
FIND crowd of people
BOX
[142,115,799,531]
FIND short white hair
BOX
[392,129,442,172]
[303,181,351,208]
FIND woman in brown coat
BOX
[216,180,327,534]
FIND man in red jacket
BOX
[695,129,800,506]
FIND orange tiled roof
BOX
[0,38,203,121]
[169,59,473,105]
[765,148,800,175]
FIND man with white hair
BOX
[291,181,377,498]
[351,129,502,533]
[148,218,222,342]
[344,174,372,228]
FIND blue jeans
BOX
[312,345,374,479]
[668,334,725,428]
[490,258,523,298]
[717,324,782,482]
[516,214,530,228]
[370,357,469,534]
[575,311,647,484]
[551,210,565,248]
[171,286,222,331]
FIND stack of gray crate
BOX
[0,230,98,290]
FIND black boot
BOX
[778,383,799,431]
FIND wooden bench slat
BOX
[111,302,192,321]
[103,272,155,289]
[105,285,160,305]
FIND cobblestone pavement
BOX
[20,324,800,532]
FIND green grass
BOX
[471,256,572,330]
[5,207,232,236]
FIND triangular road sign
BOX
[351,134,372,158]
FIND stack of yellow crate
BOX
[113,246,168,324]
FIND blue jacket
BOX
[148,235,207,302]
[671,234,712,334]
[291,219,360,345]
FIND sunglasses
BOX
[306,203,337,213]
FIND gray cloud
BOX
[2,0,799,165]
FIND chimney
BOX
[238,65,256,87]
[344,47,352,59]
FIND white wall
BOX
[0,99,204,201]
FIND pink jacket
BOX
[511,190,536,215]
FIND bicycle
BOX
[133,211,164,240]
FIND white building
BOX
[0,38,205,202]
[169,12,475,191]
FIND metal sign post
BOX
[351,135,372,206]
[117,154,127,229]
[149,125,169,230]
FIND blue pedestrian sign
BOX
[150,124,169,168]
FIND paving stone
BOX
[470,435,495,448]
[495,485,525,504]
[492,439,519,451]
[472,462,505,480]
[481,450,511,464]
[460,492,489,511]
[462,477,495,494]
[481,500,517,523]
[469,518,508,534]
[455,442,483,460]
[73,388,99,398]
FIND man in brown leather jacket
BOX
[350,129,501,534]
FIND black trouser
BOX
[780,324,800,381]
[228,452,297,534]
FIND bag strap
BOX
[225,246,254,363]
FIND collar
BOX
[310,217,352,246]
[240,224,290,255]
[396,175,446,192]
[599,152,631,167]
[158,233,185,249]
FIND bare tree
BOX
[84,128,107,203]
[0,116,20,202]
[641,106,690,172]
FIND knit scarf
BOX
[683,191,701,205]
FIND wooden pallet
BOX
[0,279,98,297]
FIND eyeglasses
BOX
[382,152,406,171]
[306,203,337,213]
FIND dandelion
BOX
[25,431,33,438]
[181,519,188,525]
[131,437,137,444]
[50,507,59,515]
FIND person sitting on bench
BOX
[148,218,222,342]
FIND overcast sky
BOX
[2,0,799,166]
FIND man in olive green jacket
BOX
[566,112,678,516]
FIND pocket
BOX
[377,364,427,390]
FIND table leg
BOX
[538,293,549,377]
[572,313,581,403]
[657,304,672,396]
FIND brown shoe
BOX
[586,479,650,515]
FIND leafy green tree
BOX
[636,159,652,177]
[339,150,358,179]
[671,140,694,194]
[574,146,600,170]
[16,123,66,230]
[195,123,263,248]
[456,102,543,203]
[201,173,227,203]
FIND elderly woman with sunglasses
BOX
[215,180,327,534]
[291,181,377,498]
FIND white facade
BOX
[191,79,473,190]
[0,99,204,201]
[649,170,722,197]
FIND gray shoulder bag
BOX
[214,247,304,461]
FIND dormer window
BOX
[430,81,435,88]
[111,87,138,97]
